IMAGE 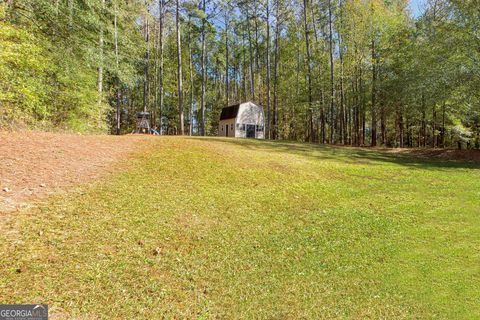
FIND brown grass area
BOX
[327,144,480,162]
[388,148,480,162]
[0,130,149,213]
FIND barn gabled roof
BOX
[220,104,240,120]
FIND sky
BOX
[408,0,427,18]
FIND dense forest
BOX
[1,0,479,148]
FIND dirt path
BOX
[0,131,149,213]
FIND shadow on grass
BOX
[188,137,480,171]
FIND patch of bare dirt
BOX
[321,144,480,163]
[0,130,150,213]
[385,148,480,162]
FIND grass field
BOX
[1,137,479,319]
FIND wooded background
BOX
[1,0,479,148]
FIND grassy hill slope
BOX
[1,137,479,319]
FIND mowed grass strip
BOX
[1,137,479,319]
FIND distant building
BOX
[218,102,265,139]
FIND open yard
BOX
[1,135,479,319]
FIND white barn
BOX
[218,102,265,139]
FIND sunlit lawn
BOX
[1,137,479,319]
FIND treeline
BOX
[1,0,479,148]
[1,0,143,131]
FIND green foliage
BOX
[0,1,144,132]
[1,0,479,144]
[0,6,51,125]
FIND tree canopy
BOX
[1,0,479,148]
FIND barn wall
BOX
[237,102,264,126]
[237,102,265,139]
[256,128,265,139]
[219,119,236,137]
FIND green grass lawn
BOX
[1,137,479,319]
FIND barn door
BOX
[246,125,255,138]
[226,124,229,137]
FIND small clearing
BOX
[0,131,147,213]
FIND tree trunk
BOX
[328,0,335,144]
[253,2,261,103]
[421,94,426,147]
[398,105,404,148]
[158,0,165,135]
[352,75,357,146]
[188,18,194,136]
[114,3,121,135]
[360,64,366,146]
[176,0,184,134]
[200,0,206,135]
[266,0,271,139]
[441,102,446,148]
[320,89,326,143]
[371,39,377,147]
[246,9,255,101]
[339,36,345,145]
[143,7,150,114]
[432,103,437,147]
[233,61,238,102]
[272,0,280,140]
[98,0,105,109]
[152,23,157,129]
[242,34,247,101]
[303,0,313,142]
[406,117,411,147]
[381,104,386,146]
[225,11,229,106]
[294,40,301,141]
